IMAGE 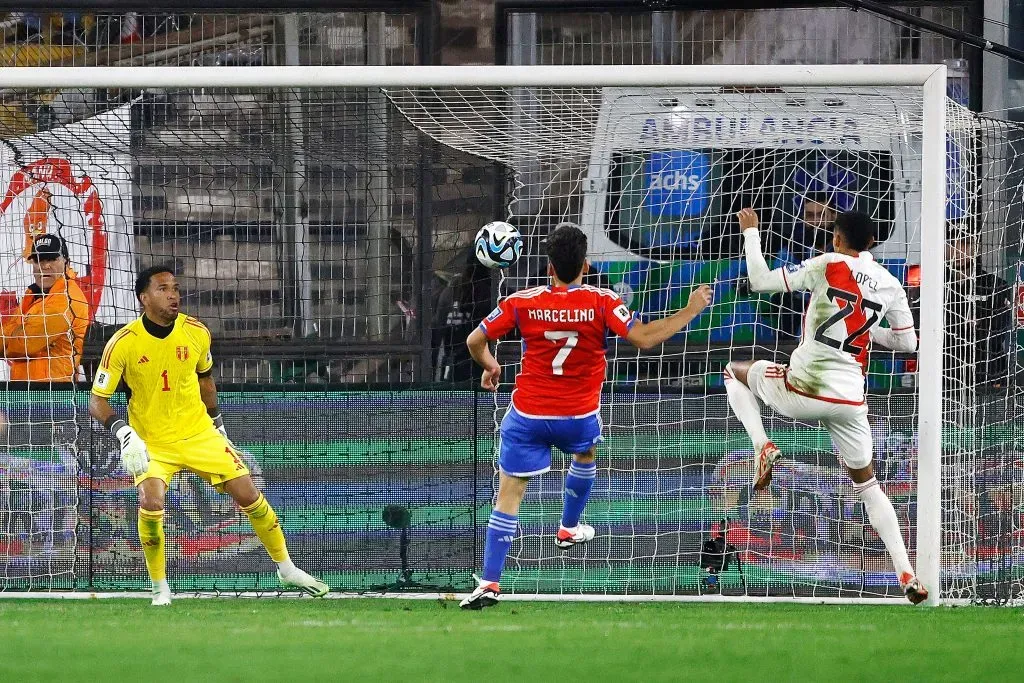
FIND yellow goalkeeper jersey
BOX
[91,314,215,445]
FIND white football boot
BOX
[151,579,172,606]
[555,523,596,550]
[460,574,500,610]
[278,566,329,597]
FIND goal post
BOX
[916,66,947,607]
[3,63,1016,605]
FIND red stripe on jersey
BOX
[101,329,134,368]
[184,318,212,339]
[824,260,869,369]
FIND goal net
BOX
[0,66,1019,604]
[384,66,1022,604]
[0,79,486,594]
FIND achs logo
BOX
[485,307,502,323]
[642,150,711,219]
[137,355,149,364]
[176,346,189,362]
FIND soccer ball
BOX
[474,221,523,269]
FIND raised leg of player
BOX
[223,475,328,597]
[460,472,528,610]
[848,465,927,603]
[557,449,597,549]
[137,478,171,606]
[724,361,781,489]
[723,362,768,451]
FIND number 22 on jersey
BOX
[813,286,883,355]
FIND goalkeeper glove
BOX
[114,423,149,476]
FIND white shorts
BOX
[745,360,872,470]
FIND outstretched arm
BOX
[625,285,714,350]
[737,208,797,293]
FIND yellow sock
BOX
[137,508,166,582]
[242,493,289,563]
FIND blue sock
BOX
[561,460,597,528]
[482,510,518,584]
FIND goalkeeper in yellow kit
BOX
[88,265,328,605]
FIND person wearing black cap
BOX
[0,233,90,382]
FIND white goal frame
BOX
[0,64,947,605]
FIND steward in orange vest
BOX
[2,233,90,382]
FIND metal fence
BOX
[0,2,993,387]
[498,3,977,69]
[497,1,980,249]
[0,7,508,385]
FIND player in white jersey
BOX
[724,208,928,604]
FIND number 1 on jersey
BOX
[160,369,170,392]
[544,330,579,375]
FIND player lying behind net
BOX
[726,208,928,604]
[88,265,328,605]
[460,223,713,609]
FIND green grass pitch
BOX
[1,600,1022,681]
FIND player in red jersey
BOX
[459,223,713,609]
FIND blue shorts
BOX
[498,406,603,477]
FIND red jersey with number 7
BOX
[478,284,637,418]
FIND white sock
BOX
[724,366,768,452]
[152,578,170,594]
[277,558,297,575]
[855,478,914,578]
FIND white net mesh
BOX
[388,83,1023,602]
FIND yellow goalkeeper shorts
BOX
[135,427,250,492]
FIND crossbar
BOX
[0,64,944,89]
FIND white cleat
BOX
[460,574,500,610]
[151,580,172,606]
[900,572,929,605]
[555,523,595,549]
[278,566,329,597]
[753,441,782,491]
